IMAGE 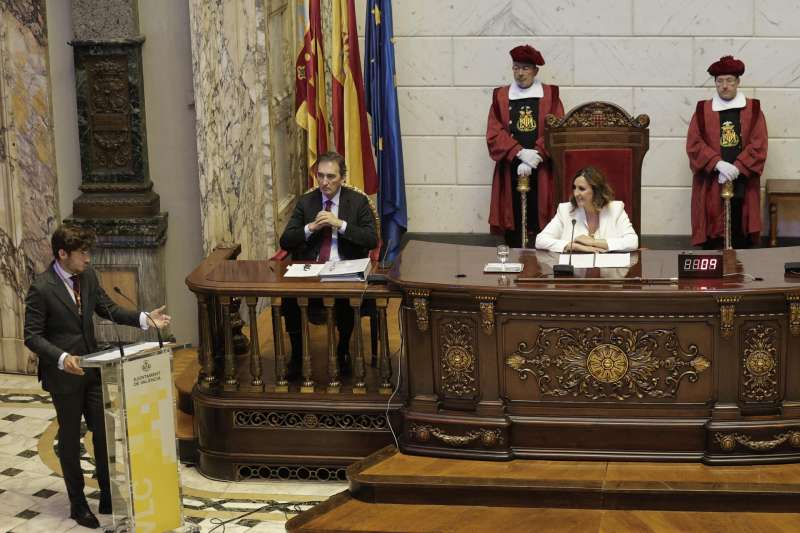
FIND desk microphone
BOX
[113,286,164,348]
[98,292,126,358]
[367,237,394,284]
[553,219,577,277]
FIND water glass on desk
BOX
[496,244,510,271]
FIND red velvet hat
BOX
[509,45,545,66]
[707,55,745,77]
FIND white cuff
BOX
[139,312,149,330]
[304,224,313,240]
[338,221,348,234]
[58,352,68,370]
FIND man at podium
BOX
[23,225,171,529]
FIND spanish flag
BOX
[295,0,328,187]
[331,0,378,194]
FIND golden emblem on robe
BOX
[720,121,740,148]
[516,106,537,133]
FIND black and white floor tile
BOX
[0,374,342,532]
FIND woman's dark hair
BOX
[569,166,615,211]
[51,225,96,259]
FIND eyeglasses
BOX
[512,64,535,72]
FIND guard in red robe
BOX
[687,55,768,248]
[487,44,565,247]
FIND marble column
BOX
[0,1,59,374]
[188,0,276,260]
[65,0,170,345]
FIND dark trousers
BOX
[504,173,539,248]
[51,370,110,507]
[702,197,754,249]
[282,298,355,358]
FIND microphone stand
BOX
[113,286,164,349]
[367,237,394,284]
[98,295,126,358]
[553,219,577,277]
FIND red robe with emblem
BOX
[487,84,565,234]
[687,98,768,246]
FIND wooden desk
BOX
[391,241,800,464]
[767,178,800,246]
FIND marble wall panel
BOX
[560,87,634,116]
[762,139,800,179]
[634,88,721,137]
[403,137,456,185]
[755,89,800,138]
[575,38,693,86]
[406,185,491,233]
[72,0,137,40]
[642,139,692,188]
[453,37,573,87]
[755,0,800,36]
[395,37,453,87]
[455,137,495,186]
[0,2,59,373]
[694,39,800,88]
[640,187,692,235]
[511,0,632,36]
[189,0,275,260]
[398,87,490,136]
[634,0,753,36]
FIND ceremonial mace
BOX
[721,180,734,250]
[517,174,530,248]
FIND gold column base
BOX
[352,384,367,395]
[327,382,341,394]
[379,385,393,395]
[300,382,315,393]
[274,383,289,393]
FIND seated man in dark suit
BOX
[24,225,170,529]
[280,151,378,377]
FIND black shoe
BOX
[70,503,100,529]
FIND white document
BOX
[319,257,371,281]
[484,262,523,273]
[594,253,631,268]
[558,253,595,268]
[284,263,325,277]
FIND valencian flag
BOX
[365,0,407,261]
[295,0,328,186]
[331,0,378,194]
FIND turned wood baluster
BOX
[324,297,340,393]
[271,297,288,393]
[350,296,366,394]
[220,296,238,391]
[197,294,216,389]
[245,297,263,390]
[298,297,315,393]
[376,298,393,395]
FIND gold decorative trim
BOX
[476,295,496,335]
[788,293,800,337]
[408,424,503,448]
[715,431,800,452]
[506,326,710,400]
[502,311,716,319]
[439,320,477,398]
[408,289,430,331]
[741,324,779,402]
[546,102,650,129]
[716,296,741,338]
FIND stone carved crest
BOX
[439,320,477,398]
[741,324,779,402]
[546,102,650,129]
[505,326,710,401]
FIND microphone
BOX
[114,286,163,348]
[98,291,126,358]
[553,219,577,277]
[367,237,394,284]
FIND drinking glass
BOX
[496,244,510,271]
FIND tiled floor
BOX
[0,373,344,532]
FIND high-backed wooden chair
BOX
[545,102,650,234]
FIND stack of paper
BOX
[557,253,631,268]
[319,258,372,282]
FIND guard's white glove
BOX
[517,162,533,177]
[717,174,729,184]
[715,160,739,182]
[517,148,543,169]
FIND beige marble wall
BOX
[0,1,59,373]
[353,0,800,236]
[189,0,276,259]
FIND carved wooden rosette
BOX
[716,296,740,338]
[788,293,800,336]
[408,288,430,331]
[475,295,496,335]
[715,431,800,453]
[505,326,710,401]
[546,101,650,129]
[741,324,779,403]
[438,319,478,399]
[408,424,503,448]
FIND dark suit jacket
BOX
[24,263,141,394]
[279,186,378,261]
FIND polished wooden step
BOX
[345,446,800,512]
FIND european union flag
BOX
[365,0,407,262]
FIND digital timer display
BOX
[678,252,724,278]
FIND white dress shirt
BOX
[535,201,639,252]
[303,188,348,261]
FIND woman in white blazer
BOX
[535,166,638,253]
